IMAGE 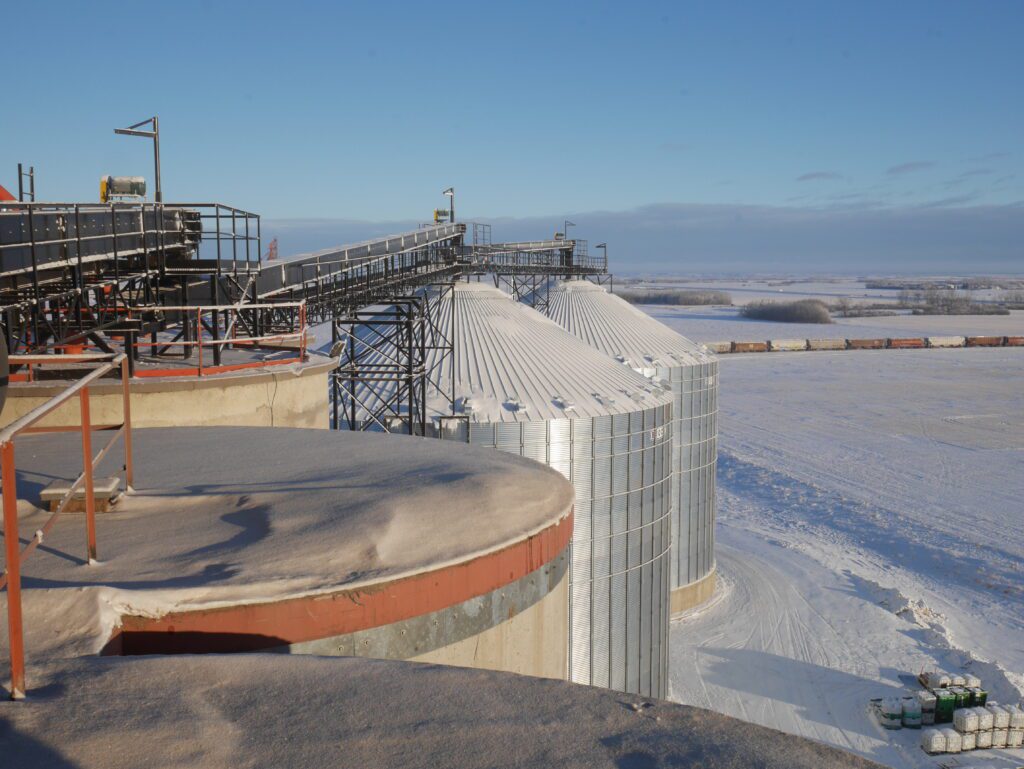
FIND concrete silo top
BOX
[3,426,574,660]
[547,280,714,372]
[430,282,673,422]
[3,655,886,769]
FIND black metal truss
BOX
[330,284,455,435]
[0,201,260,356]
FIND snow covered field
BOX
[627,278,1019,306]
[647,304,1024,345]
[668,347,1024,769]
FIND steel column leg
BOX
[2,441,25,700]
[79,389,97,563]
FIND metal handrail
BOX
[1,353,133,700]
[125,301,308,377]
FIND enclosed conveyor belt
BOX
[255,223,466,299]
[0,204,201,288]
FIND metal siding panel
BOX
[591,576,610,688]
[609,572,626,691]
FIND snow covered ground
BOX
[627,278,1019,306]
[668,347,1024,769]
[647,304,1024,345]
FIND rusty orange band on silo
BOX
[115,510,573,647]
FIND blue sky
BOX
[2,1,1021,271]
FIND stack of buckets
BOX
[912,671,1024,754]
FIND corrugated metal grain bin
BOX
[926,336,966,348]
[807,338,846,351]
[965,336,1004,347]
[732,341,768,353]
[416,283,675,698]
[847,338,886,349]
[547,281,718,616]
[888,338,926,349]
[768,339,808,352]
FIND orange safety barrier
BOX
[1,353,133,700]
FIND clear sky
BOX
[2,0,1021,271]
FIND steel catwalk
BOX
[546,281,719,599]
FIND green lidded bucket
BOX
[932,689,955,723]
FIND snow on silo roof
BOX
[426,282,672,422]
[547,280,714,372]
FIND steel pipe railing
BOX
[0,353,133,700]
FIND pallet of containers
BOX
[933,689,955,724]
[901,697,922,728]
[915,690,936,725]
[878,698,903,730]
[920,728,946,754]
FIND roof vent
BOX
[503,395,527,413]
[552,395,576,411]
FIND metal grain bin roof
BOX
[427,282,672,422]
[547,280,714,372]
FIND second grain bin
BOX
[425,282,675,697]
[547,280,718,614]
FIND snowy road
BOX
[669,347,1024,769]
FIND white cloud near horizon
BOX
[265,201,1024,274]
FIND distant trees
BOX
[740,299,833,323]
[897,288,1010,315]
[614,289,732,306]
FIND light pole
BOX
[443,187,455,223]
[563,219,575,240]
[114,117,162,202]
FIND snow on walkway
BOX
[669,347,1024,769]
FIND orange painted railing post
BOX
[197,307,203,376]
[121,356,134,489]
[2,440,26,699]
[79,388,97,563]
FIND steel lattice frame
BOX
[330,284,456,435]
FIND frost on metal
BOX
[547,280,719,594]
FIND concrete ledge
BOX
[2,355,337,430]
[671,567,716,616]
